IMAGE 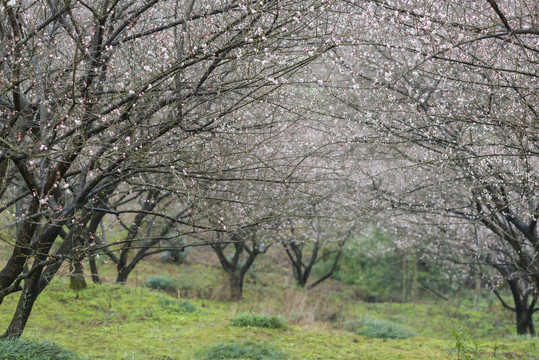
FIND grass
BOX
[197,341,287,360]
[158,298,199,313]
[231,313,286,329]
[0,338,83,360]
[0,244,537,359]
[0,276,536,360]
[344,317,416,339]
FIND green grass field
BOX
[0,256,537,360]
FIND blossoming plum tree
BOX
[328,0,538,334]
[0,0,337,337]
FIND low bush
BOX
[231,313,286,329]
[197,341,286,360]
[344,317,416,339]
[0,338,83,360]
[145,275,178,292]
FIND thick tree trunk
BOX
[513,302,536,335]
[505,279,536,336]
[229,272,244,301]
[515,304,531,335]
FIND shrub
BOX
[231,313,286,329]
[197,341,286,360]
[344,317,416,339]
[0,338,83,360]
[144,275,178,292]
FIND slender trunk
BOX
[411,255,417,299]
[0,200,39,292]
[89,255,101,284]
[2,267,42,338]
[402,255,408,302]
[473,275,481,311]
[528,311,536,335]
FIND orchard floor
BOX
[0,260,537,360]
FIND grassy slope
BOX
[0,237,536,360]
[0,282,459,359]
[0,257,537,360]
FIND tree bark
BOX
[495,279,537,335]
[229,271,244,301]
[89,255,101,284]
[515,304,531,335]
[2,264,43,338]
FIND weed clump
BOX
[344,317,416,339]
[448,327,483,360]
[145,275,178,292]
[0,338,83,360]
[197,341,286,360]
[231,313,286,329]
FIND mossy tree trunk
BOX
[69,259,87,290]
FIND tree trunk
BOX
[89,256,101,284]
[229,272,244,301]
[2,268,42,338]
[115,246,153,284]
[515,304,531,335]
[528,313,536,335]
[116,266,131,284]
[296,275,307,288]
[410,254,417,299]
[473,275,481,312]
[402,255,409,302]
[69,260,87,291]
